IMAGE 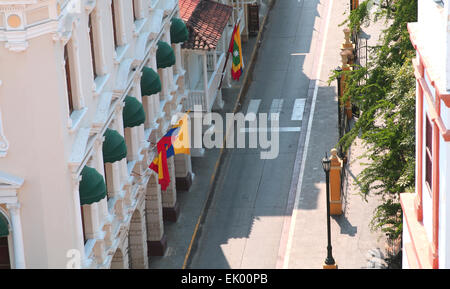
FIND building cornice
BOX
[0,0,81,51]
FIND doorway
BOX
[0,237,10,269]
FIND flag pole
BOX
[218,19,241,91]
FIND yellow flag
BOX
[173,113,190,155]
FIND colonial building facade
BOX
[401,0,450,269]
[181,0,251,115]
[0,0,192,269]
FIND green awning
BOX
[0,214,8,237]
[170,18,189,44]
[79,166,107,206]
[141,66,162,96]
[103,129,127,163]
[123,96,146,128]
[156,41,176,69]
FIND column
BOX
[133,76,146,150]
[146,174,167,256]
[105,161,122,198]
[203,52,209,110]
[174,115,193,191]
[161,157,179,222]
[93,137,109,223]
[143,51,159,129]
[128,206,148,268]
[6,204,25,269]
[163,33,175,101]
[125,126,140,161]
[114,103,129,186]
[158,67,171,120]
[71,178,87,268]
[175,154,193,192]
[329,149,343,215]
[174,43,183,75]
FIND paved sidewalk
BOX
[282,0,389,269]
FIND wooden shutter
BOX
[64,45,74,114]
[425,116,433,193]
[248,4,260,36]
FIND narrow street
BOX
[189,0,326,269]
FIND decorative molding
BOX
[0,1,84,51]
[0,171,24,205]
[0,109,9,157]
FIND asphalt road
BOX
[189,0,322,269]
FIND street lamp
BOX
[335,66,343,143]
[322,153,337,269]
[335,66,342,98]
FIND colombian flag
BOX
[149,128,178,191]
[172,113,190,155]
[229,24,244,81]
[149,114,190,191]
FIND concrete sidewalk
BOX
[282,0,389,269]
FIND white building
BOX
[180,0,251,114]
[401,0,450,269]
[0,0,192,269]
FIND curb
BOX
[181,0,276,269]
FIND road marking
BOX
[291,99,306,121]
[282,0,335,269]
[269,99,283,120]
[245,99,261,121]
[240,127,301,133]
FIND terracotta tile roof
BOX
[178,0,233,51]
[179,0,201,21]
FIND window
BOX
[64,45,74,115]
[111,0,118,48]
[425,115,433,193]
[88,15,97,79]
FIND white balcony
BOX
[185,52,227,112]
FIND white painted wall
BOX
[413,0,450,268]
[0,0,186,268]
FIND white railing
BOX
[185,52,227,112]
[185,90,207,111]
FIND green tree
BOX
[333,0,417,247]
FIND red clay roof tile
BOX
[178,0,233,51]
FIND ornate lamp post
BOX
[322,153,337,269]
[335,66,342,98]
[335,66,343,141]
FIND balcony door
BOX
[0,237,10,269]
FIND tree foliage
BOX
[333,0,417,241]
